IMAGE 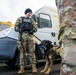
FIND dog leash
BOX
[33,34,42,42]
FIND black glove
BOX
[29,29,34,35]
[17,28,23,34]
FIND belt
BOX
[23,31,29,33]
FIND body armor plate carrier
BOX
[19,17,33,32]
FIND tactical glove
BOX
[17,28,23,34]
[29,29,34,35]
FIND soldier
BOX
[55,0,76,75]
[14,8,38,74]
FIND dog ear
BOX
[49,41,52,43]
[42,40,47,45]
[47,41,53,49]
[47,41,52,45]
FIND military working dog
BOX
[39,40,56,74]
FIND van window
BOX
[0,24,9,31]
[37,13,52,28]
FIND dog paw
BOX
[44,71,50,75]
[40,70,45,73]
[44,68,52,75]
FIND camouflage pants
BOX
[55,0,76,75]
[17,33,36,66]
[60,39,76,75]
[60,64,76,75]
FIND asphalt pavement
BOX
[0,60,61,75]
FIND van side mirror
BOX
[51,32,55,37]
[31,14,37,23]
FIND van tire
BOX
[5,59,16,66]
[16,53,20,68]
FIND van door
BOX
[35,13,57,45]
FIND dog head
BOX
[39,40,53,52]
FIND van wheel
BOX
[5,59,16,66]
[16,53,20,68]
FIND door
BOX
[35,13,56,45]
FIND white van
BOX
[33,6,59,45]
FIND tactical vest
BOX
[19,17,33,31]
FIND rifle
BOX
[19,34,31,65]
[19,34,25,52]
[33,34,42,42]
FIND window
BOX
[37,13,52,28]
[0,24,9,31]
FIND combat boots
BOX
[32,64,37,73]
[18,66,25,74]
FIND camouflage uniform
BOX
[55,0,76,75]
[14,17,38,66]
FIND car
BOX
[0,27,50,67]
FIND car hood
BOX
[0,28,18,40]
